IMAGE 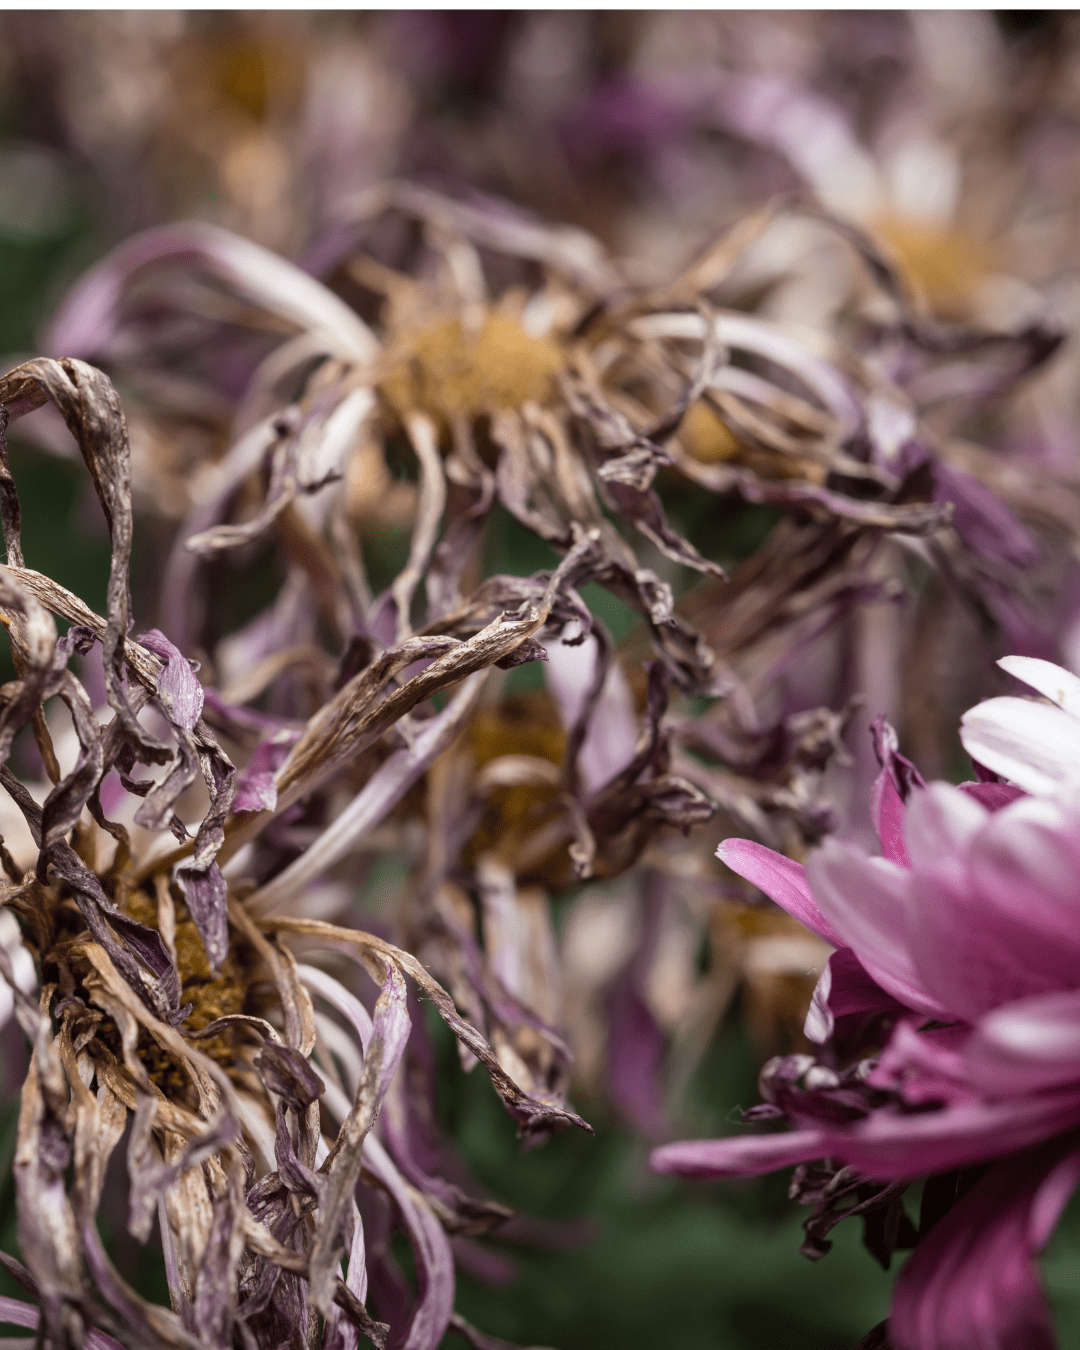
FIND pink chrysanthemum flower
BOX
[652,656,1080,1350]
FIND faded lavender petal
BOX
[173,861,229,972]
[138,628,204,731]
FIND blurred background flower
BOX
[2,10,1080,1349]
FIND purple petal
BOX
[173,861,228,971]
[361,1136,455,1350]
[254,1042,325,1112]
[870,768,911,866]
[543,632,638,795]
[957,782,1027,811]
[46,220,377,363]
[717,838,844,948]
[804,948,911,1045]
[806,841,947,1019]
[907,795,1080,1019]
[232,731,299,813]
[932,463,1041,568]
[138,629,204,732]
[965,988,1080,1096]
[232,772,278,814]
[903,782,988,889]
[837,1092,1080,1180]
[0,1299,38,1329]
[890,1138,1080,1350]
[651,1128,830,1179]
[607,975,666,1138]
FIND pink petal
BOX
[969,797,1080,954]
[906,796,1080,1020]
[650,1128,829,1179]
[966,988,1080,1095]
[804,948,910,1045]
[957,782,1026,812]
[717,838,843,948]
[837,1091,1080,1180]
[998,655,1080,717]
[960,697,1080,796]
[870,767,911,866]
[903,783,987,888]
[890,1138,1080,1350]
[806,842,946,1019]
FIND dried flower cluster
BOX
[0,171,1065,1350]
[0,13,1079,1349]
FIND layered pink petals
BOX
[671,676,1080,1350]
[890,1136,1080,1350]
[803,947,910,1045]
[966,989,1080,1096]
[805,841,947,1020]
[906,790,1080,1020]
[960,697,1080,796]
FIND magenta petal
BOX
[806,842,947,1020]
[804,948,910,1045]
[968,797,1080,958]
[890,1136,1080,1350]
[957,781,1026,812]
[870,767,911,866]
[907,796,1080,1020]
[717,838,843,948]
[650,1128,829,1179]
[966,988,1080,1096]
[836,1091,1080,1180]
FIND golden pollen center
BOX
[379,312,565,424]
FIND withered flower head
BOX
[0,357,587,1350]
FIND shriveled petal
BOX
[717,838,843,948]
[650,1128,829,1179]
[48,220,377,363]
[543,632,638,795]
[998,655,1080,717]
[806,841,945,1019]
[966,988,1080,1096]
[138,629,204,732]
[890,1137,1080,1350]
[960,697,1080,795]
